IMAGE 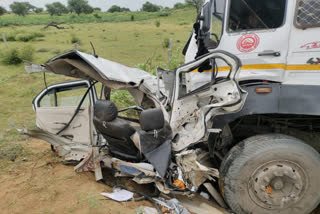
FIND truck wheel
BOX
[219,134,320,214]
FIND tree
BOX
[174,3,186,9]
[10,2,35,16]
[94,7,101,11]
[108,5,121,13]
[108,5,130,13]
[185,0,204,13]
[0,6,7,16]
[142,2,161,12]
[82,4,94,14]
[68,0,94,15]
[46,2,68,16]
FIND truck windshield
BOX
[209,0,226,49]
[228,0,286,32]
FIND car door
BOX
[170,51,246,151]
[33,80,97,146]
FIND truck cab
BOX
[181,1,320,213]
[186,0,320,87]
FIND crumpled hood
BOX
[44,50,163,94]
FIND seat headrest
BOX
[94,100,118,122]
[140,108,164,131]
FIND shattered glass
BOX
[296,0,320,28]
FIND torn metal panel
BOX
[21,128,90,160]
[169,52,246,152]
[177,194,229,214]
[203,183,227,209]
[176,150,219,189]
[132,176,156,184]
[43,50,166,94]
[112,158,157,177]
[24,61,46,73]
[74,148,95,172]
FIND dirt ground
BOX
[0,139,319,214]
[0,139,154,214]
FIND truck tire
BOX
[219,134,320,214]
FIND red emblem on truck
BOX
[300,41,320,50]
[237,34,260,53]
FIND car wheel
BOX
[219,134,320,214]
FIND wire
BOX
[56,81,97,135]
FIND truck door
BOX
[285,0,320,85]
[33,80,97,146]
[212,0,291,83]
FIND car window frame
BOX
[33,80,95,110]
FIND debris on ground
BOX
[136,206,158,214]
[101,188,134,202]
[153,198,191,214]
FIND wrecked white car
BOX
[24,49,245,198]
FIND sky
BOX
[0,0,185,11]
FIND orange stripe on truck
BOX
[191,64,320,73]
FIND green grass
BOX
[0,8,196,146]
[0,11,172,27]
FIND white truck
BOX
[24,0,320,213]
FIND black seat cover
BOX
[93,100,139,160]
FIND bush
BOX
[34,8,43,14]
[16,32,45,42]
[32,32,45,38]
[159,12,169,17]
[37,48,50,53]
[71,34,80,44]
[20,45,35,61]
[93,13,101,19]
[174,3,186,9]
[6,34,16,42]
[16,34,33,42]
[1,45,35,65]
[0,141,27,161]
[168,48,183,70]
[1,49,22,65]
[155,20,160,27]
[162,38,170,48]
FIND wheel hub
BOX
[271,177,284,190]
[248,160,307,210]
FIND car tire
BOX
[219,134,320,214]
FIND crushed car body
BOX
[23,49,247,196]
